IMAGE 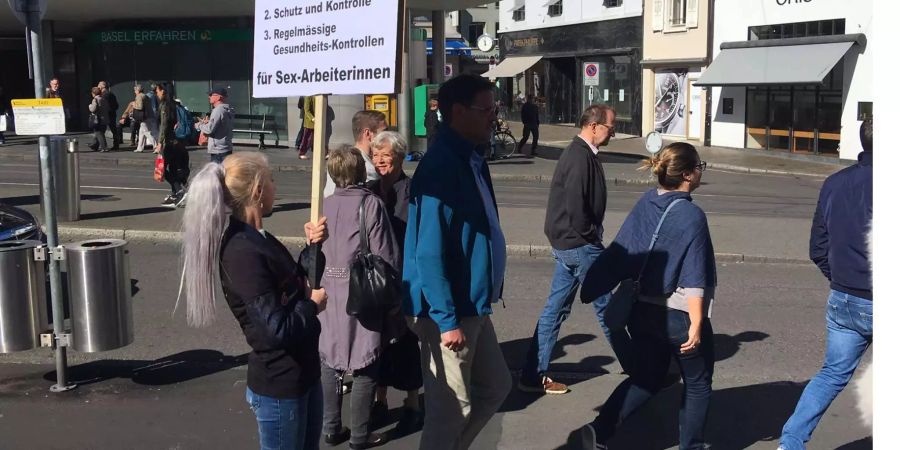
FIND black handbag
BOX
[88,112,100,129]
[346,197,401,321]
[604,199,686,331]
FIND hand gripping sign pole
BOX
[308,95,328,289]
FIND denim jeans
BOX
[246,383,324,450]
[210,151,232,164]
[779,290,873,450]
[592,302,714,449]
[522,244,633,383]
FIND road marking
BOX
[0,182,169,192]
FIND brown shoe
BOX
[517,376,569,395]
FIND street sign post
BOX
[10,98,65,135]
[252,0,403,286]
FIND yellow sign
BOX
[11,98,66,136]
[11,98,63,107]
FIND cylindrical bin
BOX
[39,136,80,222]
[0,241,48,353]
[65,239,133,352]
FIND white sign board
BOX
[10,98,65,135]
[584,62,599,86]
[252,0,401,98]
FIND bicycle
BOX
[488,119,518,160]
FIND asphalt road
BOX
[0,242,871,450]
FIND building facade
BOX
[699,0,872,159]
[495,0,644,134]
[641,0,711,142]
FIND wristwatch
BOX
[654,72,686,133]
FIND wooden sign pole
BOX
[308,94,328,289]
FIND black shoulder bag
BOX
[347,197,402,321]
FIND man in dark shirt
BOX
[98,81,121,150]
[779,119,873,450]
[519,104,631,395]
[517,95,540,156]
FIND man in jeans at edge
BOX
[778,119,873,450]
[519,104,633,395]
[403,74,512,450]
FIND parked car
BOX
[0,203,45,242]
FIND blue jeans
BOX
[210,151,232,164]
[780,290,872,450]
[522,244,633,383]
[246,383,324,450]
[592,302,714,449]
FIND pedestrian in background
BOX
[0,85,8,145]
[154,82,189,208]
[778,119,873,450]
[403,74,511,450]
[366,131,424,434]
[517,94,540,157]
[180,153,329,450]
[298,96,316,159]
[318,147,401,449]
[424,99,440,147]
[119,85,146,149]
[45,77,61,98]
[87,86,109,152]
[196,86,235,164]
[323,110,386,197]
[98,81,121,150]
[294,96,305,150]
[579,142,716,450]
[519,104,631,396]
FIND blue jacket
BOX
[810,151,872,299]
[403,126,500,333]
[582,189,716,301]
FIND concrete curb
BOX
[56,226,811,265]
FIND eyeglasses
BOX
[594,122,616,134]
[695,161,707,172]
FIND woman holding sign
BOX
[180,153,329,450]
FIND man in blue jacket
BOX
[779,118,873,450]
[403,74,512,450]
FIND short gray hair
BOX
[371,131,407,160]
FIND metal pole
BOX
[27,1,73,392]
[431,10,445,84]
[397,7,411,149]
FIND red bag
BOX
[198,132,209,146]
[153,154,165,182]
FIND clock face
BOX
[477,34,495,52]
[654,73,681,125]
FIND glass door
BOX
[768,89,792,151]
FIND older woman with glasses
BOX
[365,131,424,433]
[579,142,716,450]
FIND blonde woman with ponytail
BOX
[580,142,716,450]
[180,152,328,450]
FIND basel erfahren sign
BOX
[252,0,401,98]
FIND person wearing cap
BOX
[196,86,235,164]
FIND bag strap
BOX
[357,196,371,255]
[635,198,686,284]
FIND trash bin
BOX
[39,137,80,222]
[65,239,133,352]
[0,240,48,353]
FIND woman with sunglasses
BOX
[579,142,716,450]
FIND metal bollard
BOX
[39,136,80,222]
[65,239,133,352]
[0,240,49,353]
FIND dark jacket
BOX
[810,151,873,299]
[368,173,411,255]
[403,125,502,333]
[424,110,440,138]
[521,101,540,127]
[102,90,118,116]
[544,136,608,250]
[157,98,177,144]
[220,217,321,398]
[581,189,717,301]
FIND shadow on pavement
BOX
[488,159,536,166]
[555,380,870,449]
[40,350,248,387]
[79,206,173,220]
[273,202,311,213]
[0,194,113,207]
[714,331,769,363]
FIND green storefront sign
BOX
[89,29,252,44]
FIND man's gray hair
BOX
[371,130,407,160]
[134,85,144,93]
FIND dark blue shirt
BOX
[810,151,872,299]
[582,189,716,301]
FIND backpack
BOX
[174,103,195,140]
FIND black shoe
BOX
[349,432,387,449]
[395,407,423,434]
[324,426,350,446]
[174,190,188,208]
[161,194,177,207]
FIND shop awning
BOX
[481,56,542,78]
[426,38,472,57]
[695,34,866,86]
